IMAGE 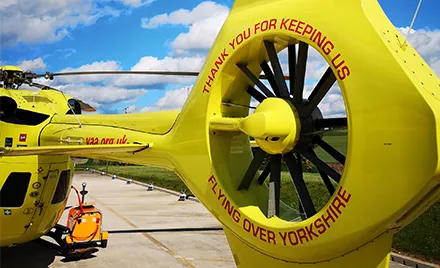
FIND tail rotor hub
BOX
[240,98,301,155]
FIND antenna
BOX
[402,0,423,48]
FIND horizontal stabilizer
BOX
[0,143,149,157]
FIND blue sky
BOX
[1,0,439,114]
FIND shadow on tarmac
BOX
[0,239,97,268]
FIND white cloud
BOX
[141,14,168,29]
[430,57,440,77]
[170,13,229,55]
[122,0,154,8]
[50,48,77,59]
[0,0,14,9]
[17,57,47,71]
[140,86,191,112]
[141,1,228,28]
[140,1,229,55]
[399,28,440,58]
[317,92,346,118]
[0,0,122,47]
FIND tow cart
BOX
[46,182,108,258]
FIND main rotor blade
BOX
[37,70,290,80]
[37,70,201,78]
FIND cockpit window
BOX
[67,99,81,115]
[0,96,17,116]
[0,109,49,125]
[0,96,49,125]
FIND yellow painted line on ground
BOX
[88,193,196,268]
[188,258,235,263]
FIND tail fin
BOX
[167,0,440,267]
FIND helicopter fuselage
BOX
[0,86,76,247]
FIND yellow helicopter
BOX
[0,64,111,255]
[1,0,439,267]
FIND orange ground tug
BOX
[47,182,108,257]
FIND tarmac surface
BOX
[0,172,418,268]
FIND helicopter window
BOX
[51,170,71,204]
[0,172,31,208]
[0,96,17,117]
[22,96,52,103]
[0,97,50,126]
[67,99,81,115]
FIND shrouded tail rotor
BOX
[232,38,345,222]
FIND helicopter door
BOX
[23,167,59,235]
[0,160,53,246]
[0,172,32,246]
[23,158,72,238]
